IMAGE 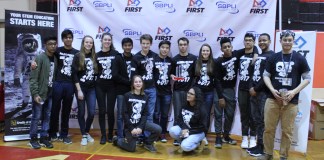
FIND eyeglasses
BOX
[187,92,195,96]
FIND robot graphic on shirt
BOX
[276,61,295,78]
[177,62,190,82]
[142,58,153,80]
[240,59,251,81]
[223,59,236,81]
[182,109,194,128]
[130,101,143,124]
[253,58,262,82]
[198,65,210,86]
[80,58,94,82]
[14,33,43,108]
[60,54,74,76]
[99,58,112,79]
[157,63,169,85]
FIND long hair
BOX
[195,43,214,76]
[78,35,98,73]
[131,75,145,95]
[191,87,203,108]
[101,32,115,51]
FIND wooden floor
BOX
[0,129,323,160]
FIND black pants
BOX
[238,89,256,136]
[116,122,162,152]
[172,90,187,126]
[250,91,267,144]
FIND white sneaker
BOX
[81,136,87,146]
[86,133,94,142]
[249,136,257,148]
[202,137,208,146]
[241,136,249,149]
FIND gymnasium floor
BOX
[0,129,323,160]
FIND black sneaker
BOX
[222,136,237,145]
[61,137,72,144]
[112,136,118,146]
[107,134,113,143]
[50,134,58,142]
[144,144,157,153]
[136,138,144,146]
[247,145,259,153]
[28,138,41,149]
[100,135,107,145]
[250,145,264,157]
[214,136,222,149]
[39,137,54,148]
[173,139,180,146]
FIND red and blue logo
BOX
[67,0,83,12]
[95,26,111,39]
[153,1,176,13]
[155,27,173,41]
[125,0,142,12]
[217,28,235,41]
[215,1,239,14]
[187,0,205,13]
[250,0,269,14]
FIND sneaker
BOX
[107,134,113,143]
[50,134,58,142]
[100,135,107,145]
[160,134,167,143]
[173,139,180,146]
[112,136,118,146]
[222,136,237,145]
[86,133,94,142]
[61,137,72,144]
[241,136,249,149]
[247,145,258,153]
[136,138,144,146]
[28,138,41,149]
[257,154,273,160]
[39,137,54,148]
[81,135,88,146]
[214,136,222,149]
[250,136,257,148]
[144,144,157,153]
[202,137,208,146]
[249,144,264,157]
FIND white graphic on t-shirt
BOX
[198,64,210,86]
[60,53,74,76]
[176,61,194,82]
[48,62,54,87]
[222,58,236,81]
[240,57,252,81]
[276,61,295,77]
[126,60,132,79]
[98,57,113,79]
[253,59,262,82]
[130,102,143,124]
[182,109,194,128]
[142,57,154,80]
[156,62,169,85]
[80,58,94,82]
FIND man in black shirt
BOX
[261,30,311,160]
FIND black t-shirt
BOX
[55,47,79,82]
[251,50,274,92]
[238,52,254,91]
[123,92,148,131]
[195,60,215,92]
[72,53,96,88]
[131,50,157,89]
[115,53,133,95]
[265,51,310,104]
[171,53,197,91]
[96,50,119,86]
[154,55,173,95]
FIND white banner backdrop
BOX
[59,0,277,134]
[274,31,316,153]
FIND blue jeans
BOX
[76,86,96,135]
[153,94,172,134]
[116,95,125,138]
[144,87,156,123]
[169,125,205,152]
[202,91,214,131]
[49,81,74,138]
[29,96,52,138]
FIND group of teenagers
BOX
[28,29,310,160]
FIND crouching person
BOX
[169,87,208,152]
[113,75,162,152]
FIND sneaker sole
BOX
[40,143,53,148]
[214,145,222,149]
[28,143,41,149]
[144,146,157,153]
[249,152,263,157]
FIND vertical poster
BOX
[4,10,58,141]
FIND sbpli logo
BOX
[95,26,111,39]
[294,36,309,58]
[153,1,176,13]
[183,30,206,42]
[155,27,173,40]
[67,0,83,12]
[91,0,115,12]
[217,28,235,41]
[187,0,205,13]
[250,0,269,14]
[215,1,239,14]
[246,31,261,39]
[64,28,84,39]
[125,0,142,12]
[123,29,142,40]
